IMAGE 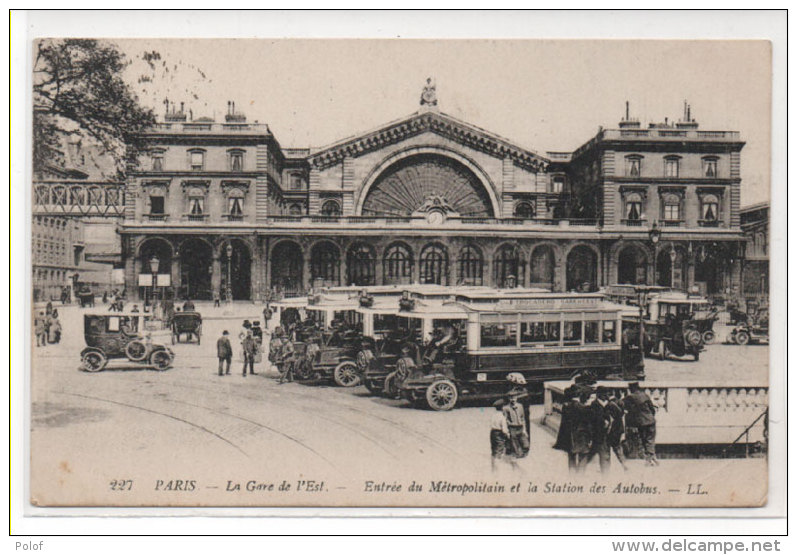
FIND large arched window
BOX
[494,244,524,288]
[700,194,719,223]
[321,200,341,217]
[311,241,341,287]
[383,242,413,285]
[624,192,643,222]
[419,243,449,285]
[661,192,682,223]
[457,244,484,286]
[530,245,556,289]
[347,243,376,286]
[227,188,245,217]
[188,187,205,215]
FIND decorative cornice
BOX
[307,111,549,172]
[181,179,211,191]
[221,180,251,193]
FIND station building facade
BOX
[120,97,746,303]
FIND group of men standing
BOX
[554,379,658,473]
[216,318,265,377]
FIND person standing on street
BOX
[503,392,529,459]
[490,398,511,470]
[623,382,658,466]
[554,386,593,473]
[587,386,612,474]
[606,389,629,471]
[217,330,232,376]
[34,312,47,347]
[242,330,257,377]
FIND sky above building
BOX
[117,39,770,206]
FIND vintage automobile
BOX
[636,290,712,361]
[729,307,769,345]
[395,292,641,410]
[291,327,366,386]
[171,311,202,344]
[76,287,95,308]
[80,312,175,372]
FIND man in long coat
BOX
[553,386,593,472]
[623,382,658,466]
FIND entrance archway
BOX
[271,241,303,297]
[220,239,252,300]
[179,238,213,300]
[618,245,649,285]
[566,245,598,292]
[137,238,172,301]
[530,244,556,290]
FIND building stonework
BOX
[118,99,746,303]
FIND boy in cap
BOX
[490,398,510,470]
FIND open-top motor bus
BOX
[397,292,642,410]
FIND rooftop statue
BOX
[420,77,438,107]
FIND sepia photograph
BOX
[22,25,777,513]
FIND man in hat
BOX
[587,386,613,474]
[606,389,629,471]
[384,344,416,398]
[217,330,232,376]
[242,329,257,377]
[623,382,658,466]
[503,391,529,458]
[554,386,593,472]
[489,398,511,470]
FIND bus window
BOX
[107,317,120,332]
[520,321,560,347]
[584,321,600,344]
[374,314,399,336]
[602,321,617,343]
[481,322,517,348]
[563,321,582,346]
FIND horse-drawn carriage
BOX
[171,311,202,344]
[76,288,95,308]
[79,312,175,372]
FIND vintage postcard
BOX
[28,37,772,508]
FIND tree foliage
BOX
[33,39,156,177]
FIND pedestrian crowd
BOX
[34,302,62,347]
[552,374,658,473]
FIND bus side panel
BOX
[467,349,621,381]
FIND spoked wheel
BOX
[125,340,148,362]
[702,330,716,345]
[149,350,173,371]
[81,351,107,372]
[333,361,361,387]
[735,330,751,345]
[425,379,458,411]
[356,349,373,372]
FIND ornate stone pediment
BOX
[308,111,549,172]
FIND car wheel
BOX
[356,349,373,372]
[333,361,360,387]
[125,340,148,362]
[735,330,751,345]
[702,330,716,344]
[81,351,107,372]
[149,350,173,371]
[425,379,458,411]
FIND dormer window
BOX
[625,155,642,177]
[228,150,244,172]
[702,157,718,178]
[188,150,205,171]
[664,156,680,178]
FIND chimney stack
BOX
[618,100,640,128]
[676,101,699,129]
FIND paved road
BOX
[29,304,768,507]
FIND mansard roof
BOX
[306,109,550,172]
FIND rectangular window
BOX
[584,321,600,344]
[626,158,641,177]
[291,176,304,190]
[107,317,120,332]
[150,196,165,214]
[703,159,717,177]
[230,152,243,172]
[519,320,561,347]
[190,151,204,171]
[664,158,679,177]
[602,321,617,343]
[480,321,518,348]
[551,177,564,194]
[563,321,582,346]
[189,197,204,215]
[228,197,243,215]
[152,154,163,172]
[664,203,681,221]
[625,201,642,220]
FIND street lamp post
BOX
[633,221,662,378]
[225,242,233,304]
[149,254,160,306]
